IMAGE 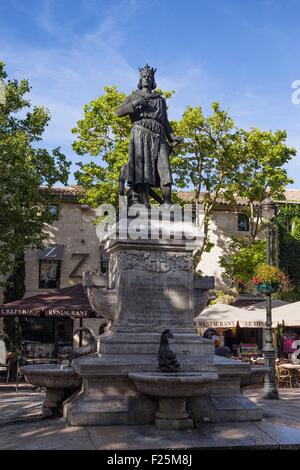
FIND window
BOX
[39,260,61,288]
[48,204,59,216]
[238,213,250,232]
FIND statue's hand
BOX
[132,98,148,110]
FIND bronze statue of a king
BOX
[116,65,183,207]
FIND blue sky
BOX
[1,0,300,186]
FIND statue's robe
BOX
[116,90,173,188]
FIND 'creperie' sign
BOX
[0,308,35,316]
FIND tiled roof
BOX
[39,186,300,206]
[176,191,254,206]
[176,190,300,206]
[39,185,85,202]
[283,189,300,202]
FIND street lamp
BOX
[260,197,279,400]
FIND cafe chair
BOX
[276,366,293,388]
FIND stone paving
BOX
[1,384,300,450]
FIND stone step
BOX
[101,331,211,343]
[65,394,156,426]
[100,343,214,355]
[72,354,217,375]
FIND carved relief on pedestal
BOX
[115,251,193,273]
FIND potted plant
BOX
[252,264,283,294]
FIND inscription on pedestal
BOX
[121,252,193,273]
[115,250,193,330]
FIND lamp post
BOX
[260,197,279,400]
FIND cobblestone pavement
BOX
[1,384,300,450]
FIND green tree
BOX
[276,204,300,300]
[219,238,266,289]
[3,255,25,352]
[219,129,295,290]
[73,86,131,206]
[232,128,295,241]
[0,62,70,276]
[173,102,240,263]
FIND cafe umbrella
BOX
[0,284,97,353]
[271,301,300,327]
[0,284,96,319]
[194,303,270,328]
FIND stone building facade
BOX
[1,186,299,347]
[23,186,105,342]
[24,187,100,297]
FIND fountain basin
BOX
[21,364,81,417]
[240,365,269,388]
[21,364,81,388]
[129,372,218,430]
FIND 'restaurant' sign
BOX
[196,320,266,328]
[196,320,237,328]
[46,309,91,317]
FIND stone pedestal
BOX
[43,388,65,417]
[64,214,262,426]
[155,398,193,430]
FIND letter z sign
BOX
[69,253,89,279]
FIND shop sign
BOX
[241,320,265,327]
[46,309,90,317]
[196,320,237,328]
[0,308,35,316]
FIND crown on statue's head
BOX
[139,64,157,76]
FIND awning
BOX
[243,299,289,311]
[194,303,268,328]
[0,284,95,318]
[36,245,64,260]
[271,301,300,327]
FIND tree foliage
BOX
[3,254,25,352]
[276,204,300,300]
[232,129,295,241]
[173,102,240,260]
[0,62,70,275]
[219,237,266,288]
[217,128,295,288]
[73,86,130,207]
